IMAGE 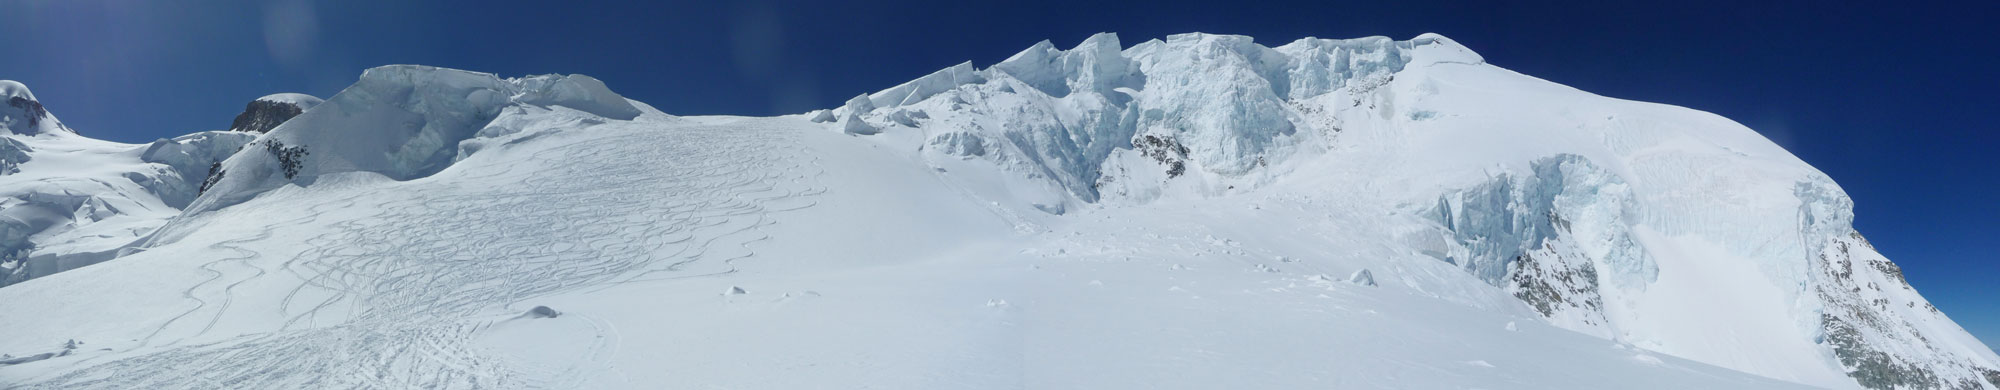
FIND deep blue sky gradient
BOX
[3,0,1995,349]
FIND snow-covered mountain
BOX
[1,83,281,287]
[0,32,1994,389]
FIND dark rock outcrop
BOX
[6,97,49,129]
[229,99,308,133]
[2,80,71,135]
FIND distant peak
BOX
[1,80,72,136]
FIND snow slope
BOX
[0,32,1994,389]
[0,113,1805,389]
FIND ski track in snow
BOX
[19,120,825,389]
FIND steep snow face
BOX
[228,93,323,133]
[1796,182,2000,389]
[186,66,650,216]
[816,33,1997,389]
[0,81,255,287]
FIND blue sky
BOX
[3,1,1995,349]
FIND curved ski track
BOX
[20,120,825,389]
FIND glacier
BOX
[0,32,1994,389]
[1,82,261,287]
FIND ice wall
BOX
[1425,154,1655,336]
[830,32,1470,203]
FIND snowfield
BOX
[1,32,1995,389]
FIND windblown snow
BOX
[0,33,1994,389]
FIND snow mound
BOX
[510,74,642,121]
[0,80,37,101]
[254,93,324,110]
[1349,269,1377,286]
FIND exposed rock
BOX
[229,95,319,133]
[198,162,225,195]
[1135,134,1189,178]
[1810,232,1996,390]
[1,80,71,135]
[6,97,48,129]
[1507,250,1605,329]
[524,305,560,319]
[260,140,310,180]
[1824,313,1940,389]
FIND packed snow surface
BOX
[0,32,1995,389]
